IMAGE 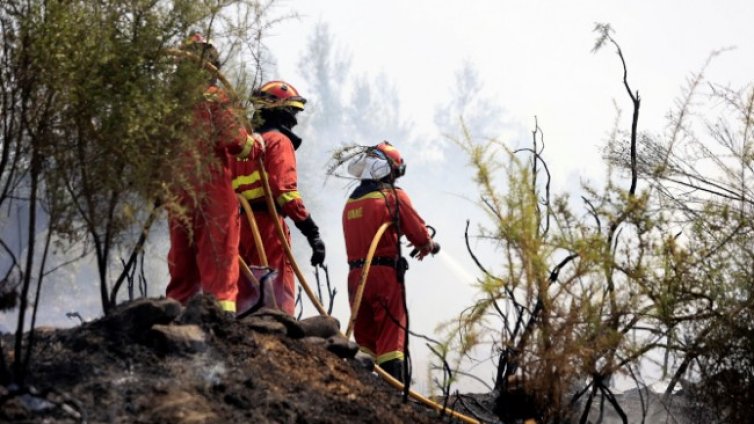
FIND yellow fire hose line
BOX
[164,48,479,424]
[345,221,391,338]
[344,222,480,424]
[237,194,269,267]
[256,157,329,317]
[256,165,479,423]
[238,256,260,287]
[168,47,327,316]
[238,193,280,308]
[374,365,480,424]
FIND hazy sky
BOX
[266,0,754,183]
[260,0,754,393]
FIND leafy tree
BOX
[0,0,280,386]
[434,25,740,423]
[606,48,754,422]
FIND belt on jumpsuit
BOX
[348,256,397,270]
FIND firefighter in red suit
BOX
[232,80,325,315]
[166,34,263,313]
[342,142,440,382]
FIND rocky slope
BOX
[0,296,446,423]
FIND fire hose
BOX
[165,47,480,424]
[345,221,391,338]
[237,194,268,267]
[237,194,279,313]
[344,222,477,424]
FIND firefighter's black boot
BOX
[380,359,404,383]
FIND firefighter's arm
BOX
[396,190,439,260]
[293,215,326,267]
[266,133,325,266]
[264,132,309,220]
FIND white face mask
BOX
[347,155,391,180]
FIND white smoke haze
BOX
[263,0,754,396]
[0,217,173,333]
[3,0,754,401]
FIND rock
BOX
[103,298,182,339]
[178,294,232,327]
[149,324,207,354]
[352,351,375,372]
[223,392,252,409]
[298,315,341,338]
[243,308,305,338]
[243,317,287,335]
[300,336,327,346]
[325,335,359,359]
[0,397,31,422]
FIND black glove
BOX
[308,237,326,267]
[294,215,326,266]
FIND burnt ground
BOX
[0,296,459,424]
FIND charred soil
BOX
[1,296,445,423]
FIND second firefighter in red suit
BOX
[165,34,264,313]
[232,80,325,315]
[342,142,440,382]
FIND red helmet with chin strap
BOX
[370,142,406,178]
[253,80,307,111]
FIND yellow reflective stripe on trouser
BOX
[232,171,261,190]
[376,350,404,364]
[276,191,301,207]
[218,300,236,312]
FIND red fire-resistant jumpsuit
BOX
[342,183,432,365]
[166,85,260,312]
[232,129,310,315]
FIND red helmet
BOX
[370,142,406,178]
[183,32,220,68]
[253,80,306,110]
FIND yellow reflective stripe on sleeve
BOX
[376,350,405,364]
[218,300,236,312]
[232,171,261,190]
[239,188,264,201]
[346,191,387,203]
[276,191,301,207]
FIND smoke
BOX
[0,216,171,333]
[279,22,530,394]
